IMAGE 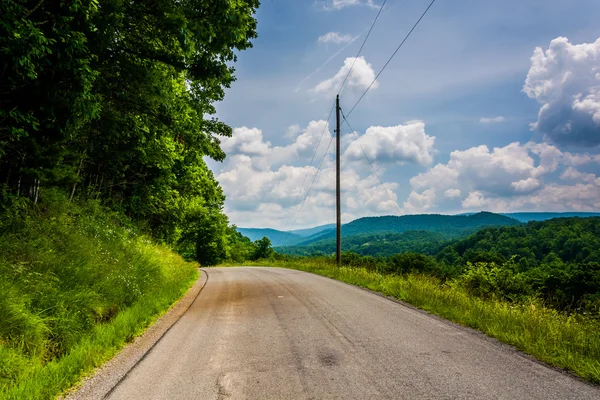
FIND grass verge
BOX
[225,259,600,384]
[0,192,198,399]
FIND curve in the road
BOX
[101,267,599,399]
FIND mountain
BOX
[289,224,336,237]
[236,228,303,246]
[278,230,455,257]
[501,212,600,223]
[436,217,600,269]
[295,212,521,246]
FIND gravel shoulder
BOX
[63,270,208,400]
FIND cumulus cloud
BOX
[324,0,378,10]
[215,120,426,229]
[560,167,600,185]
[479,116,506,124]
[444,188,461,198]
[562,152,600,166]
[404,141,565,212]
[523,36,600,147]
[313,56,378,95]
[344,121,435,166]
[511,178,541,192]
[402,138,600,213]
[318,32,353,45]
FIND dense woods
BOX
[1,2,264,396]
[1,0,260,264]
[285,218,600,314]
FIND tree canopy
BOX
[1,0,260,264]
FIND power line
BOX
[341,109,403,216]
[337,0,388,95]
[275,102,335,238]
[280,133,336,247]
[285,102,335,213]
[346,0,437,118]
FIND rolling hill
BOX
[501,212,600,222]
[236,228,304,246]
[294,212,521,246]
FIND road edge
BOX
[249,265,600,389]
[63,269,209,400]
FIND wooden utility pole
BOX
[336,95,341,268]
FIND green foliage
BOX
[293,212,521,247]
[1,0,260,263]
[437,218,600,312]
[236,260,600,384]
[224,225,256,263]
[0,192,198,397]
[253,237,274,260]
[279,230,454,257]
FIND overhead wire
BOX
[337,0,388,95]
[345,0,437,119]
[341,108,403,216]
[280,0,437,241]
[280,133,336,247]
[282,101,335,213]
[279,102,335,246]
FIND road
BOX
[106,267,599,399]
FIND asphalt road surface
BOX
[106,267,600,399]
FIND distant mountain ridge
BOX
[237,224,335,246]
[236,228,302,246]
[239,212,600,251]
[501,212,600,222]
[294,212,520,246]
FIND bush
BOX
[0,190,198,394]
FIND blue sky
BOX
[209,0,600,229]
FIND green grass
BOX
[0,192,199,399]
[226,259,600,384]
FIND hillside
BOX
[289,224,336,237]
[278,230,454,257]
[437,217,600,268]
[502,212,600,223]
[237,228,304,246]
[295,212,521,246]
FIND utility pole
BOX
[336,95,341,268]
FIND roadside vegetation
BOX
[228,217,600,383]
[0,193,198,399]
[1,1,259,398]
[236,257,600,384]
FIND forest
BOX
[0,1,263,397]
[282,217,600,315]
[0,0,262,266]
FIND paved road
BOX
[107,267,599,399]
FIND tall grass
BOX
[232,259,600,384]
[0,191,198,399]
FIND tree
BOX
[1,0,261,261]
[253,237,274,260]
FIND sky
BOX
[208,0,600,230]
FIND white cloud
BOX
[318,32,353,45]
[511,177,541,192]
[560,167,600,185]
[402,139,600,213]
[324,0,378,10]
[313,56,378,95]
[479,116,506,124]
[461,191,488,209]
[220,127,271,157]
[344,121,435,166]
[216,120,412,229]
[523,36,600,147]
[562,152,600,166]
[405,141,564,213]
[444,188,461,198]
